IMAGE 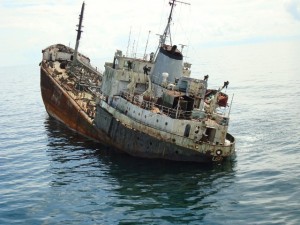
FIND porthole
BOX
[216,149,222,155]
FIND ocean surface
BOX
[0,40,300,224]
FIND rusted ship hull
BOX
[40,63,235,163]
[40,63,118,148]
[40,64,100,141]
[94,106,235,163]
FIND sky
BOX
[0,0,300,68]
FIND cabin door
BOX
[205,128,216,143]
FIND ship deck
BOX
[43,60,100,120]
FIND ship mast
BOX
[161,0,175,46]
[73,2,85,63]
[160,0,190,46]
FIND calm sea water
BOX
[0,40,300,224]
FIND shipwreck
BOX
[40,1,236,163]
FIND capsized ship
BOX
[40,1,235,163]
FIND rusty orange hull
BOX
[40,65,111,145]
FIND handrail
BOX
[120,91,192,120]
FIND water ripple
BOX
[1,42,300,224]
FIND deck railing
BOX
[120,92,192,120]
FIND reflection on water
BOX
[44,117,237,223]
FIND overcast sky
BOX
[0,0,300,68]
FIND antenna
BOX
[131,40,135,58]
[178,44,186,53]
[227,93,234,117]
[143,30,151,60]
[126,27,132,57]
[179,43,189,60]
[135,29,141,59]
